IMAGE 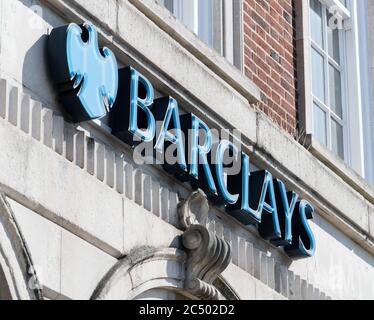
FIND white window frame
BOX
[300,0,367,178]
[357,0,374,185]
[159,0,243,70]
[310,3,348,160]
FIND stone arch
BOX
[91,247,193,300]
[92,190,239,301]
[91,246,238,301]
[213,277,240,301]
[0,194,42,300]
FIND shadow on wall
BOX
[22,34,72,119]
[20,0,64,114]
[22,34,63,113]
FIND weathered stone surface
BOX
[10,198,117,300]
[9,198,62,299]
[123,199,182,253]
[0,116,124,256]
[221,263,285,300]
[60,229,117,300]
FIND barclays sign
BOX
[47,22,316,259]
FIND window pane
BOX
[312,48,325,102]
[331,119,344,159]
[314,103,327,146]
[198,0,214,47]
[327,13,340,63]
[329,64,343,118]
[160,0,174,13]
[339,0,347,8]
[310,0,323,47]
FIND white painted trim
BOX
[356,0,374,185]
[223,0,234,63]
[344,0,365,176]
[320,0,351,19]
[161,0,242,71]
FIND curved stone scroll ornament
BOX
[178,189,210,230]
[178,190,232,300]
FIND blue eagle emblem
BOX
[48,22,118,122]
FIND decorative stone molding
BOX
[178,189,210,230]
[91,247,188,300]
[183,225,232,300]
[91,189,234,300]
[179,189,232,300]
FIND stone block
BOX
[52,114,64,156]
[253,247,261,281]
[41,107,53,149]
[31,100,42,141]
[151,177,161,217]
[95,142,105,182]
[8,86,19,127]
[20,94,31,134]
[160,186,169,222]
[105,146,115,188]
[115,153,125,194]
[75,131,86,169]
[238,238,246,270]
[123,198,181,253]
[245,241,254,276]
[0,79,8,119]
[124,162,134,200]
[60,229,117,300]
[221,263,255,300]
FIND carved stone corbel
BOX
[178,190,232,300]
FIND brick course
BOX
[243,0,297,134]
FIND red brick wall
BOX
[243,0,297,134]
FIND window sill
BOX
[306,134,374,204]
[128,0,261,104]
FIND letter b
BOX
[110,67,155,146]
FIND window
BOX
[305,0,374,182]
[159,0,243,70]
[310,0,347,160]
[306,0,373,180]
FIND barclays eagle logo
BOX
[48,22,118,122]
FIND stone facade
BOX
[0,0,372,300]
